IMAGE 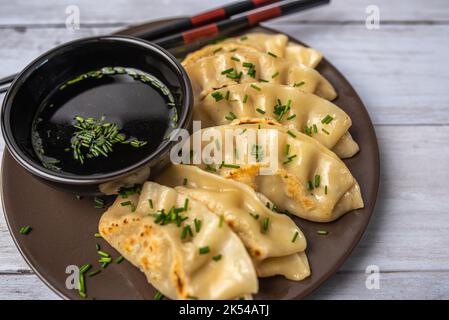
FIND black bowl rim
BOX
[1,35,193,185]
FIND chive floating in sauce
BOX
[31,67,178,175]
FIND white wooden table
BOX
[1,0,448,300]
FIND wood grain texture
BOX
[1,0,448,300]
[0,0,448,25]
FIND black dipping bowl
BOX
[1,36,193,195]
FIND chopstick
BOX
[153,0,330,49]
[134,0,283,40]
[0,0,329,94]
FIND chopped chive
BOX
[287,130,296,138]
[231,56,240,62]
[187,295,199,300]
[271,71,279,79]
[313,124,318,133]
[183,178,188,186]
[94,233,102,238]
[220,163,240,169]
[304,126,312,136]
[219,215,225,228]
[205,164,217,173]
[96,244,100,251]
[283,154,297,165]
[99,257,112,263]
[322,128,330,135]
[315,175,321,188]
[88,269,101,277]
[213,47,223,54]
[321,114,334,124]
[292,231,299,243]
[194,218,202,233]
[184,198,189,211]
[308,180,314,191]
[267,51,278,58]
[256,108,266,114]
[259,78,269,83]
[250,84,261,91]
[242,62,253,68]
[287,114,296,120]
[225,90,230,100]
[115,256,125,264]
[199,246,210,255]
[98,250,110,258]
[249,212,260,220]
[240,36,248,41]
[154,291,164,300]
[19,226,32,235]
[285,144,290,156]
[317,230,329,235]
[221,67,234,75]
[94,197,105,209]
[211,91,224,102]
[148,199,154,209]
[293,81,305,87]
[121,201,136,212]
[261,217,270,233]
[212,254,222,262]
[243,94,248,103]
[325,185,328,195]
[181,224,193,240]
[79,264,91,274]
[225,111,237,121]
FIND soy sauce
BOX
[31,67,179,175]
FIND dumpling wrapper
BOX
[184,50,336,101]
[155,165,310,280]
[99,182,258,300]
[194,83,359,158]
[182,33,322,68]
[186,120,363,222]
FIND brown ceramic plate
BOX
[1,18,380,300]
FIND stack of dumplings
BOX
[99,33,364,300]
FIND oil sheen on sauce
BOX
[31,67,179,175]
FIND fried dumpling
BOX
[184,50,336,101]
[186,120,363,222]
[194,83,359,158]
[99,182,258,300]
[155,165,310,280]
[182,33,322,68]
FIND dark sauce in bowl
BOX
[31,67,178,175]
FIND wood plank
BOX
[309,271,449,299]
[276,24,449,125]
[1,271,448,300]
[0,0,448,25]
[1,25,449,125]
[1,125,449,275]
[0,274,60,299]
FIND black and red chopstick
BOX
[0,0,330,94]
[134,0,283,40]
[153,0,329,49]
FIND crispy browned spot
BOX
[174,271,184,295]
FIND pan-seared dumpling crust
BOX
[155,165,310,280]
[182,33,323,68]
[184,50,336,101]
[190,120,364,222]
[195,83,359,158]
[99,182,258,300]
